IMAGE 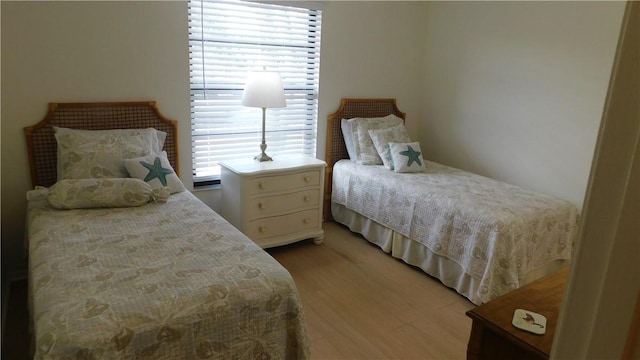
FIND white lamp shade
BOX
[241,71,287,108]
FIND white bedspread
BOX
[332,160,579,303]
[27,191,309,359]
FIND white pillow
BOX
[27,178,170,209]
[348,115,403,165]
[389,142,426,173]
[55,127,166,180]
[124,151,185,194]
[368,123,411,170]
[340,119,358,161]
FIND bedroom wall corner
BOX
[419,1,626,208]
[0,1,191,277]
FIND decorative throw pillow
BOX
[389,142,425,173]
[368,123,411,170]
[124,151,185,194]
[347,115,403,165]
[27,178,170,209]
[340,119,358,161]
[55,127,166,180]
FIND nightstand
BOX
[219,154,326,248]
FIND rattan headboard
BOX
[24,101,179,188]
[323,98,406,220]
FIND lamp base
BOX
[254,152,273,162]
[255,114,273,162]
[255,143,273,162]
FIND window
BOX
[188,0,322,185]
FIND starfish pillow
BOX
[389,142,426,173]
[124,151,185,194]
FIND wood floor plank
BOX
[268,221,474,360]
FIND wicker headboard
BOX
[24,101,179,188]
[323,98,406,220]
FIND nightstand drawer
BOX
[247,189,320,219]
[247,170,320,195]
[246,209,320,241]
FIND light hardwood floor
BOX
[267,221,475,360]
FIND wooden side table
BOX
[219,154,326,248]
[465,267,569,360]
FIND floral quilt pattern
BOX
[27,191,309,359]
[332,160,579,303]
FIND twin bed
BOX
[324,98,580,305]
[25,102,309,359]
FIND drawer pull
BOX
[258,202,266,210]
[259,226,267,233]
[303,218,310,224]
[258,182,266,190]
[303,196,310,202]
[303,176,310,183]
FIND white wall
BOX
[0,1,428,276]
[316,1,427,142]
[420,1,624,208]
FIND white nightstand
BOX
[219,154,326,248]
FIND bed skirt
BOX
[331,202,569,305]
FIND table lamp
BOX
[241,71,286,161]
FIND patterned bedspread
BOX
[332,160,579,303]
[27,191,309,359]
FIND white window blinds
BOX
[188,0,322,183]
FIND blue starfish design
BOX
[400,145,422,167]
[140,157,173,186]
